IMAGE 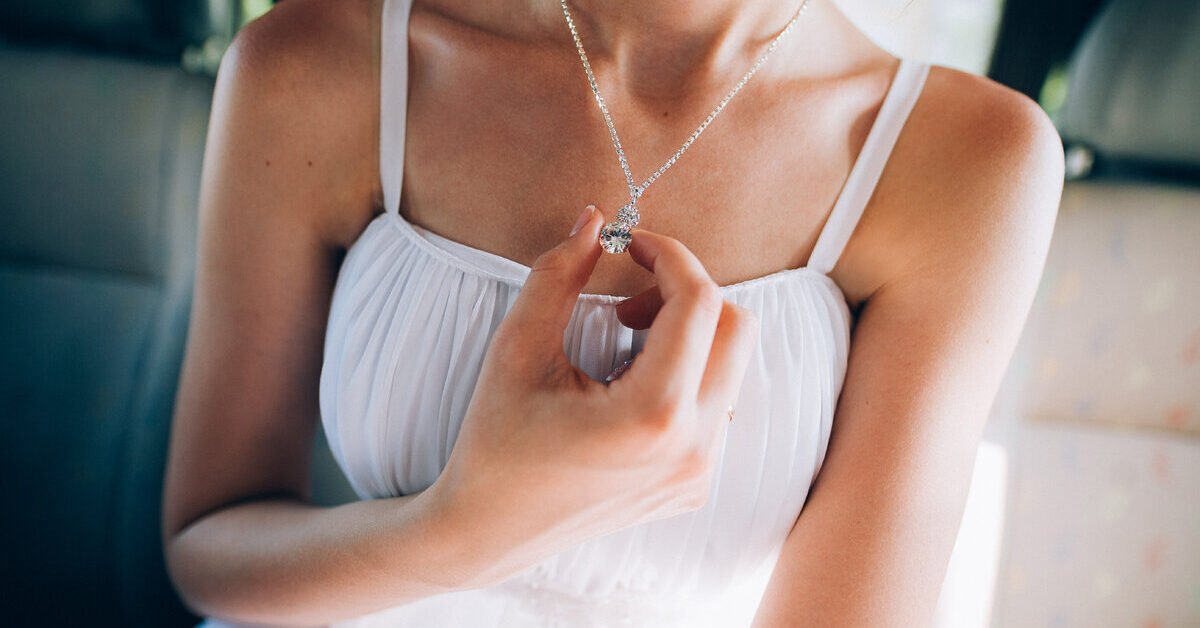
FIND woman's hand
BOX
[427,205,760,589]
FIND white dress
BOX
[200,0,928,625]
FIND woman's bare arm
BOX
[751,71,1065,626]
[161,1,485,624]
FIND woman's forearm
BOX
[165,487,483,626]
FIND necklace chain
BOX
[559,0,811,250]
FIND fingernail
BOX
[569,204,596,237]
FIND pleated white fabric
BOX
[199,1,928,626]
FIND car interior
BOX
[1,0,1195,626]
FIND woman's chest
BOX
[321,225,854,506]
[317,219,854,604]
[399,14,882,296]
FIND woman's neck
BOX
[424,0,874,97]
[557,0,804,53]
[537,0,820,98]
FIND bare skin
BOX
[162,0,1065,626]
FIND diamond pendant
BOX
[599,221,632,254]
[599,201,639,255]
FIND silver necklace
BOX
[559,0,811,254]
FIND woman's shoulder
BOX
[228,0,377,77]
[913,62,1064,248]
[216,0,384,247]
[908,61,1065,228]
[841,59,1065,305]
[918,62,1061,151]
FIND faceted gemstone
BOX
[599,221,633,254]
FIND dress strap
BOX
[806,57,930,274]
[380,0,414,215]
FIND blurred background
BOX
[1,0,1196,626]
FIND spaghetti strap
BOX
[380,0,414,215]
[806,56,930,275]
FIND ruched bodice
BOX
[203,1,930,625]
[319,208,852,628]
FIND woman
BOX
[162,0,1065,625]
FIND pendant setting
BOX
[616,201,640,225]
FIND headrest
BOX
[0,0,233,60]
[1057,0,1200,172]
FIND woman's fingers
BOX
[618,228,723,402]
[614,233,758,429]
[500,206,604,362]
[696,301,760,430]
[619,283,760,430]
[501,214,754,421]
[614,285,662,330]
